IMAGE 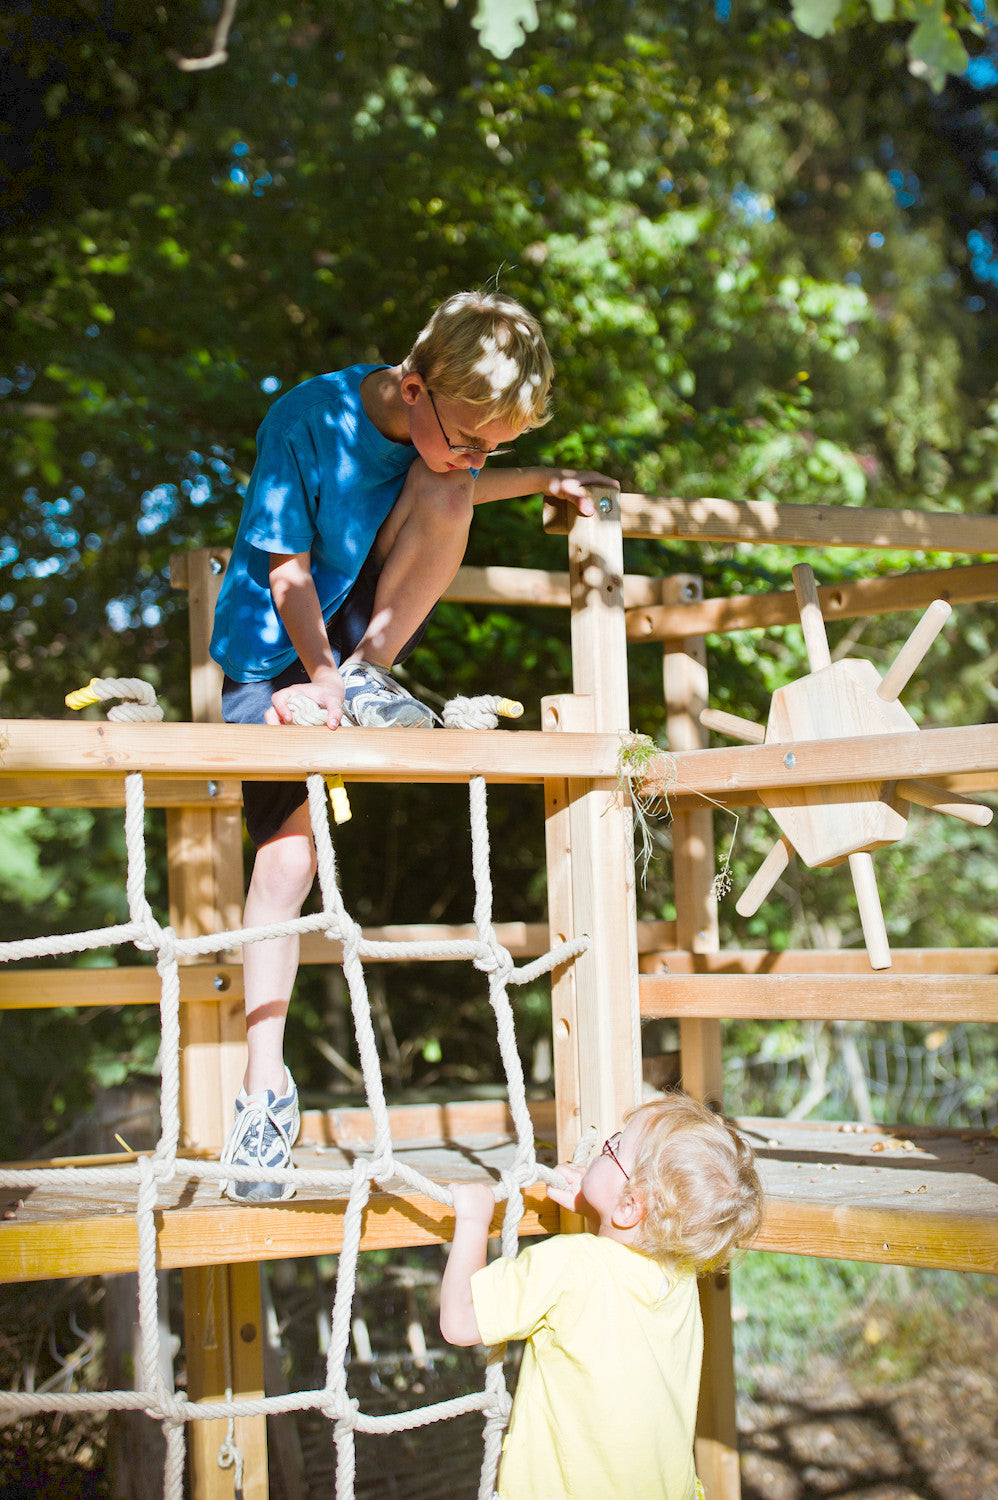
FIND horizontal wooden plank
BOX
[299,918,676,966]
[641,948,998,976]
[0,965,244,1010]
[644,723,998,800]
[446,565,662,611]
[745,1117,998,1274]
[0,721,622,785]
[546,494,998,554]
[2,721,996,797]
[1,1112,993,1279]
[0,777,243,809]
[627,562,998,643]
[0,1101,562,1280]
[640,972,998,1021]
[0,1188,559,1282]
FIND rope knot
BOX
[474,939,514,985]
[483,1386,513,1422]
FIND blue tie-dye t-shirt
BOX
[210,364,418,681]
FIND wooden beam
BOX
[3,720,996,792]
[0,925,679,1013]
[0,965,243,1010]
[0,719,622,783]
[0,777,243,809]
[445,564,664,610]
[640,972,998,1021]
[627,561,998,643]
[0,1187,559,1283]
[646,724,998,800]
[4,1114,993,1280]
[640,947,998,975]
[546,495,998,553]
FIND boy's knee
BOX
[252,833,316,905]
[401,461,475,531]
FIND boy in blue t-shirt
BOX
[215,289,618,1200]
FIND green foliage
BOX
[733,1253,998,1381]
[788,0,986,90]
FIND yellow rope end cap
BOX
[65,680,100,710]
[327,776,352,824]
[496,698,524,719]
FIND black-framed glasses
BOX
[601,1132,629,1181]
[426,387,515,460]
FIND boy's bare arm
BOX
[267,551,344,729]
[439,1182,496,1346]
[470,465,620,514]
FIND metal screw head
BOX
[597,495,613,516]
[207,780,219,797]
[784,752,796,769]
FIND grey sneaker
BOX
[220,1071,300,1203]
[340,661,438,729]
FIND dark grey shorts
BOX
[222,549,431,846]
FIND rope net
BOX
[0,768,587,1499]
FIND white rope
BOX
[0,758,589,1499]
[65,676,164,722]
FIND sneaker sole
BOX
[223,1178,296,1204]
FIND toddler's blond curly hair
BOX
[626,1093,762,1275]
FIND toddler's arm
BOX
[439,1181,496,1346]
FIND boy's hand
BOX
[545,1161,587,1214]
[449,1180,498,1227]
[543,469,621,517]
[266,667,345,730]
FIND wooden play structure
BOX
[0,490,997,1499]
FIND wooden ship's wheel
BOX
[701,563,993,970]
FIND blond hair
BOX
[403,290,554,429]
[626,1093,762,1275]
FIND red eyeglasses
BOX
[601,1133,629,1181]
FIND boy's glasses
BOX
[426,388,515,460]
[601,1133,629,1181]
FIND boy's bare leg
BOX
[241,801,317,1097]
[350,460,475,667]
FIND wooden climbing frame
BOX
[0,491,996,1500]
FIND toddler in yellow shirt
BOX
[440,1092,763,1500]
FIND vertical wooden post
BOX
[662,574,741,1500]
[169,549,269,1499]
[543,489,641,1172]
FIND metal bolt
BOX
[597,495,613,516]
[784,752,796,769]
[207,780,218,797]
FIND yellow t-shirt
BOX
[471,1232,703,1500]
